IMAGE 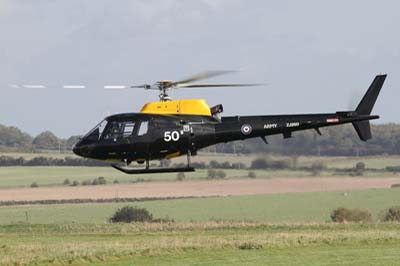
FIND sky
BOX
[0,0,399,138]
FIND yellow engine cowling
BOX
[140,99,212,116]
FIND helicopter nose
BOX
[72,139,86,157]
[72,144,82,156]
[73,141,94,158]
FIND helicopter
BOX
[72,71,387,174]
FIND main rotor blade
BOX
[104,85,128,89]
[170,70,237,88]
[63,85,86,89]
[130,84,153,90]
[22,84,46,89]
[176,83,264,88]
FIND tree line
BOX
[0,124,79,152]
[0,155,108,167]
[1,123,400,156]
[212,123,400,156]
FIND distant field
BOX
[3,151,400,168]
[1,188,399,224]
[0,223,399,266]
[0,166,398,189]
[0,166,316,188]
[0,153,399,189]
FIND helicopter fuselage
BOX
[72,74,386,173]
[73,111,378,163]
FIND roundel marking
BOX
[241,124,252,135]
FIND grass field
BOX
[0,223,399,266]
[1,153,400,266]
[3,151,400,167]
[0,153,399,189]
[0,166,322,188]
[1,188,399,224]
[0,165,398,189]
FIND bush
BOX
[63,178,70,185]
[232,162,246,169]
[330,207,373,223]
[250,158,269,169]
[207,169,217,179]
[354,162,366,176]
[238,242,263,250]
[249,158,290,170]
[310,162,326,176]
[81,180,91,186]
[176,172,185,181]
[30,182,39,188]
[207,169,226,179]
[382,206,400,222]
[391,184,400,188]
[386,166,400,172]
[91,176,107,185]
[209,160,221,169]
[113,179,119,184]
[216,170,226,179]
[110,206,153,223]
[221,161,232,169]
[191,162,207,169]
[97,176,107,185]
[248,171,256,178]
[70,180,79,186]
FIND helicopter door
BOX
[183,123,196,155]
[135,120,150,158]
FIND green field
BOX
[0,153,399,189]
[1,188,399,224]
[3,151,400,168]
[0,223,399,266]
[0,166,318,188]
[0,163,398,189]
[1,153,400,265]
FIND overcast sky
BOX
[0,0,399,137]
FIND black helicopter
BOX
[72,71,386,174]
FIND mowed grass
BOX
[0,167,312,188]
[0,223,399,266]
[0,153,399,188]
[0,164,398,189]
[90,244,400,266]
[1,188,399,224]
[4,151,400,168]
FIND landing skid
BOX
[111,164,195,174]
[112,151,195,174]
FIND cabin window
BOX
[137,121,149,136]
[123,123,135,137]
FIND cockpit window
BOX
[137,121,149,136]
[103,121,136,140]
[84,119,108,142]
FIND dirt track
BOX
[1,178,399,201]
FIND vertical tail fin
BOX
[355,74,386,115]
[352,74,386,141]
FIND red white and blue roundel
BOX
[241,124,252,135]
